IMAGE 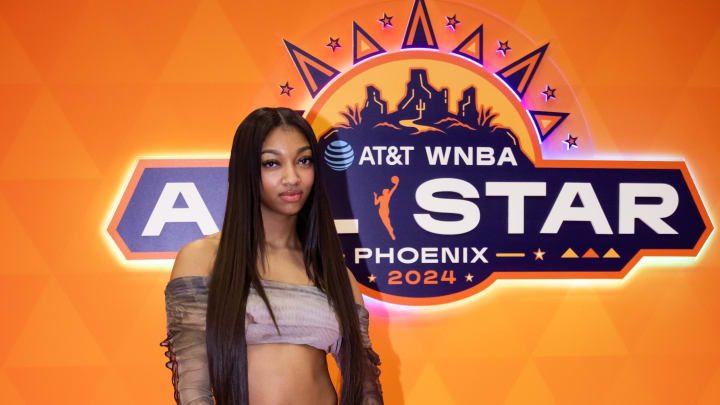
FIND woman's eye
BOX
[299,157,313,165]
[262,161,278,168]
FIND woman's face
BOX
[259,125,315,217]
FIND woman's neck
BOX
[260,207,301,250]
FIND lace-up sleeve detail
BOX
[159,277,214,405]
[331,304,384,404]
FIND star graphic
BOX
[562,133,579,150]
[368,274,377,283]
[378,12,393,28]
[279,81,293,96]
[326,37,341,52]
[465,273,474,282]
[533,248,546,261]
[445,14,460,31]
[496,40,511,56]
[541,85,557,101]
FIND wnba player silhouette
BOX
[373,176,399,240]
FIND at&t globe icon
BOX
[323,140,354,171]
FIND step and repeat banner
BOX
[1,0,719,403]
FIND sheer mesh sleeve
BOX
[332,304,384,404]
[159,277,215,405]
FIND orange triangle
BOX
[0,17,42,83]
[46,1,149,83]
[87,367,137,404]
[561,248,578,258]
[119,82,249,149]
[359,38,371,54]
[593,273,673,355]
[373,322,441,391]
[47,83,152,168]
[539,117,556,132]
[55,273,163,360]
[514,0,560,49]
[582,248,599,258]
[356,31,382,60]
[435,357,526,405]
[406,364,455,403]
[540,115,562,133]
[0,0,87,76]
[598,358,661,404]
[0,196,51,275]
[603,248,620,258]
[623,281,720,403]
[0,90,101,180]
[533,290,629,356]
[529,110,569,141]
[0,179,101,265]
[452,25,483,64]
[113,278,192,365]
[0,274,50,364]
[466,42,477,54]
[458,37,481,59]
[504,360,558,404]
[158,0,262,83]
[85,1,199,81]
[6,366,107,404]
[634,279,718,356]
[504,288,570,354]
[0,370,25,405]
[124,84,190,143]
[440,301,527,356]
[534,355,628,404]
[0,84,42,162]
[5,278,108,366]
[640,355,719,403]
[688,29,720,87]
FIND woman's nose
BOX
[282,165,300,185]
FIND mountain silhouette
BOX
[321,68,532,167]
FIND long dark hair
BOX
[206,107,365,404]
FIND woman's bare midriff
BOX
[203,233,337,404]
[247,343,338,405]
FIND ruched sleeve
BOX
[332,304,384,404]
[159,277,215,405]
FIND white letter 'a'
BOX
[540,182,613,234]
[413,178,480,235]
[142,182,219,236]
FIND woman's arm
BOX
[161,241,215,405]
[162,279,215,405]
[345,268,384,404]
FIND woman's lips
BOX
[279,191,302,202]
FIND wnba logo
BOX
[373,176,399,241]
[303,0,711,305]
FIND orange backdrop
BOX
[1,0,719,404]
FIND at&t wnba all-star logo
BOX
[108,0,711,306]
[298,0,712,305]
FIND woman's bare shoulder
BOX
[169,233,220,280]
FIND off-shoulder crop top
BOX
[160,276,384,405]
[245,278,340,352]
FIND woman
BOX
[160,107,384,405]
